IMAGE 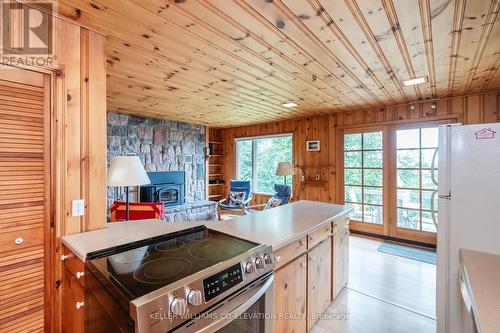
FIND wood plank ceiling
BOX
[48,0,499,126]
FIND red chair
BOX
[110,201,165,222]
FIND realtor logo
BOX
[474,128,496,140]
[1,1,53,55]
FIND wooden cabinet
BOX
[307,238,332,331]
[274,254,307,333]
[272,214,350,332]
[332,227,349,300]
[62,247,85,333]
[62,269,85,333]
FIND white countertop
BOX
[460,249,500,333]
[61,200,351,261]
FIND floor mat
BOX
[377,242,436,264]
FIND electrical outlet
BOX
[72,199,85,217]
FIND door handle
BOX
[430,190,438,228]
[431,148,438,186]
[439,191,451,200]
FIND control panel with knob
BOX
[245,262,255,274]
[170,297,187,316]
[263,253,274,265]
[255,257,266,270]
[187,289,203,306]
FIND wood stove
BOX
[139,171,185,207]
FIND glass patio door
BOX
[388,125,439,244]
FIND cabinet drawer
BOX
[308,223,332,249]
[332,216,350,235]
[62,245,85,286]
[273,236,307,270]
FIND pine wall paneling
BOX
[3,5,107,331]
[221,91,500,206]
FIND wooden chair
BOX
[216,180,253,220]
[246,184,291,213]
[110,201,165,222]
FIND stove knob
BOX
[245,262,255,274]
[170,297,186,316]
[255,257,266,269]
[187,289,203,306]
[264,253,274,265]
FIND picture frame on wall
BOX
[306,140,320,151]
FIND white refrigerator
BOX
[436,123,500,333]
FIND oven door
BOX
[172,273,274,333]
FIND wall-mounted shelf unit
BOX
[207,128,225,201]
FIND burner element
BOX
[134,258,193,285]
[187,231,213,242]
[188,238,250,261]
[154,239,185,252]
[111,248,149,264]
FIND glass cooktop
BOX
[87,226,258,299]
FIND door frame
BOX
[387,120,452,244]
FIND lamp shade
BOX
[107,156,151,187]
[275,161,294,176]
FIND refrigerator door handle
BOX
[438,190,451,200]
[431,147,438,186]
[430,190,438,228]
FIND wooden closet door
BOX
[0,68,51,332]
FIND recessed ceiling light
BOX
[403,77,427,86]
[282,102,298,108]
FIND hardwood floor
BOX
[311,235,436,333]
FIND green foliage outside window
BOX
[236,136,292,194]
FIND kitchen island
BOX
[61,200,351,333]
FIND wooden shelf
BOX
[209,154,222,157]
[209,173,223,177]
[209,141,222,144]
[209,164,223,166]
[209,194,224,199]
[208,183,224,186]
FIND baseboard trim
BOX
[350,230,436,249]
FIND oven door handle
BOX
[177,274,274,333]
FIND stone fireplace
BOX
[107,112,215,221]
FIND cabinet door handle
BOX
[14,237,24,245]
[76,301,84,310]
[76,271,84,279]
[61,254,73,261]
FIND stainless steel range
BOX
[85,226,274,333]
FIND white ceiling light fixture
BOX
[403,76,428,86]
[281,102,298,108]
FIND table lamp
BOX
[275,161,294,186]
[107,156,151,221]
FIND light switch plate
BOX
[72,199,85,217]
